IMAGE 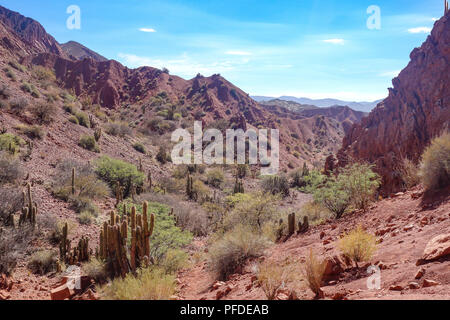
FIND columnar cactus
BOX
[98,202,155,278]
[71,167,75,195]
[19,183,37,227]
[115,181,124,206]
[233,177,244,194]
[288,212,295,236]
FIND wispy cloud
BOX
[139,28,156,33]
[431,17,439,22]
[117,53,250,78]
[407,27,432,34]
[379,70,401,78]
[323,38,345,45]
[225,50,252,56]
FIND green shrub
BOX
[261,175,290,197]
[95,156,144,197]
[339,163,380,211]
[99,267,175,300]
[133,143,146,154]
[8,61,26,72]
[0,133,24,155]
[420,132,450,191]
[223,192,279,233]
[4,67,16,81]
[209,225,269,280]
[313,176,351,219]
[69,196,99,216]
[79,135,100,152]
[118,200,192,262]
[300,201,331,226]
[28,250,57,275]
[32,66,56,82]
[298,170,325,193]
[68,116,79,125]
[76,111,90,128]
[206,168,224,188]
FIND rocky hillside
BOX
[338,12,450,194]
[60,41,107,62]
[0,4,356,169]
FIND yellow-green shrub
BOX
[339,226,376,267]
[420,132,450,191]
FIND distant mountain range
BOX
[252,96,383,112]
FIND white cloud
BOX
[117,53,249,79]
[380,70,401,78]
[323,38,345,45]
[431,17,439,22]
[407,27,432,34]
[261,91,387,102]
[139,28,156,33]
[225,50,252,56]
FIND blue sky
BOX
[0,0,444,101]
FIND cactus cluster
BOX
[233,176,244,194]
[94,127,102,142]
[286,212,309,238]
[97,201,155,278]
[59,222,91,265]
[18,183,37,227]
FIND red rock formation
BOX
[337,12,450,194]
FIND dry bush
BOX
[8,98,28,115]
[31,103,57,124]
[27,250,57,275]
[0,84,11,99]
[400,158,420,189]
[104,121,132,137]
[78,211,94,225]
[0,187,23,223]
[79,135,100,153]
[257,260,297,300]
[339,226,377,267]
[52,159,109,201]
[208,225,269,280]
[420,132,450,191]
[83,258,108,284]
[0,152,23,184]
[15,124,45,140]
[99,267,175,300]
[159,248,189,274]
[302,249,326,299]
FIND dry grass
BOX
[99,267,175,300]
[420,132,450,191]
[400,158,420,189]
[339,226,377,267]
[257,260,297,300]
[27,250,57,275]
[208,225,270,281]
[301,249,326,299]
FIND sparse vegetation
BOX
[104,121,131,137]
[79,135,100,152]
[78,210,94,225]
[8,97,28,115]
[206,168,224,188]
[400,158,420,189]
[0,152,23,184]
[83,258,108,284]
[0,133,24,155]
[209,225,269,280]
[133,142,146,154]
[261,175,290,197]
[339,226,377,267]
[31,103,57,124]
[302,250,326,299]
[99,267,175,300]
[257,261,296,300]
[15,124,45,140]
[419,132,450,191]
[28,250,57,275]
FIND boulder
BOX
[323,255,347,282]
[417,234,450,264]
[422,279,440,288]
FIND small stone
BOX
[415,268,425,279]
[422,279,440,288]
[408,282,420,289]
[389,285,403,291]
